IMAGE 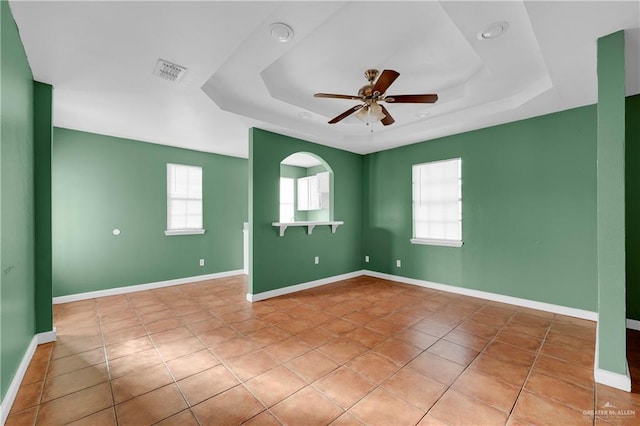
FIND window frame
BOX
[279,177,295,223]
[165,163,205,236]
[411,158,463,248]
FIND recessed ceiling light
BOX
[416,112,430,119]
[298,111,312,119]
[270,23,294,43]
[477,21,509,40]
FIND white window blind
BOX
[280,177,295,222]
[412,158,462,247]
[166,163,204,235]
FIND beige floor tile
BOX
[244,365,306,407]
[107,347,163,379]
[165,349,220,380]
[271,386,343,425]
[382,367,447,411]
[115,383,187,426]
[261,338,311,362]
[285,349,340,382]
[105,336,154,360]
[191,385,265,425]
[525,369,594,411]
[47,348,105,378]
[37,382,113,425]
[5,406,38,426]
[452,368,520,413]
[155,409,199,426]
[318,339,368,364]
[177,365,239,405]
[428,388,507,425]
[510,390,592,426]
[42,363,109,402]
[407,352,465,386]
[111,363,174,404]
[67,407,117,426]
[350,388,425,426]
[242,410,282,426]
[9,381,43,413]
[314,366,376,409]
[12,276,607,426]
[346,352,400,384]
[226,349,279,381]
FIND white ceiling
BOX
[10,1,640,158]
[281,152,323,168]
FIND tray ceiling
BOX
[9,1,640,157]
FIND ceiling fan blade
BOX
[379,105,395,126]
[328,104,364,124]
[385,94,438,103]
[372,70,400,95]
[314,93,361,100]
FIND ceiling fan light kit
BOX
[314,69,438,126]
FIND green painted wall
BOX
[596,31,626,375]
[52,128,248,297]
[363,104,598,311]
[249,128,363,295]
[626,94,640,321]
[34,82,53,333]
[0,0,36,401]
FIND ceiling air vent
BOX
[153,59,187,83]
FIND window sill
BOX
[165,229,206,236]
[410,238,463,248]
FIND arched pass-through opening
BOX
[274,152,342,236]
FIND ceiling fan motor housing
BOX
[358,85,375,98]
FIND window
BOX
[280,177,295,222]
[297,172,329,211]
[411,158,462,247]
[165,163,205,236]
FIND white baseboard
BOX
[595,364,632,392]
[593,320,633,392]
[0,329,57,424]
[37,327,57,344]
[593,340,631,392]
[364,270,598,321]
[53,270,245,304]
[627,318,640,331]
[247,270,366,302]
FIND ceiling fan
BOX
[314,69,438,126]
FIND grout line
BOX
[98,297,120,426]
[31,341,54,425]
[502,315,551,422]
[40,300,115,425]
[23,276,602,426]
[137,288,219,426]
[416,303,518,424]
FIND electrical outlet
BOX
[365,255,369,263]
[314,256,320,264]
[396,259,401,268]
[199,259,205,267]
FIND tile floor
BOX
[5,275,639,425]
